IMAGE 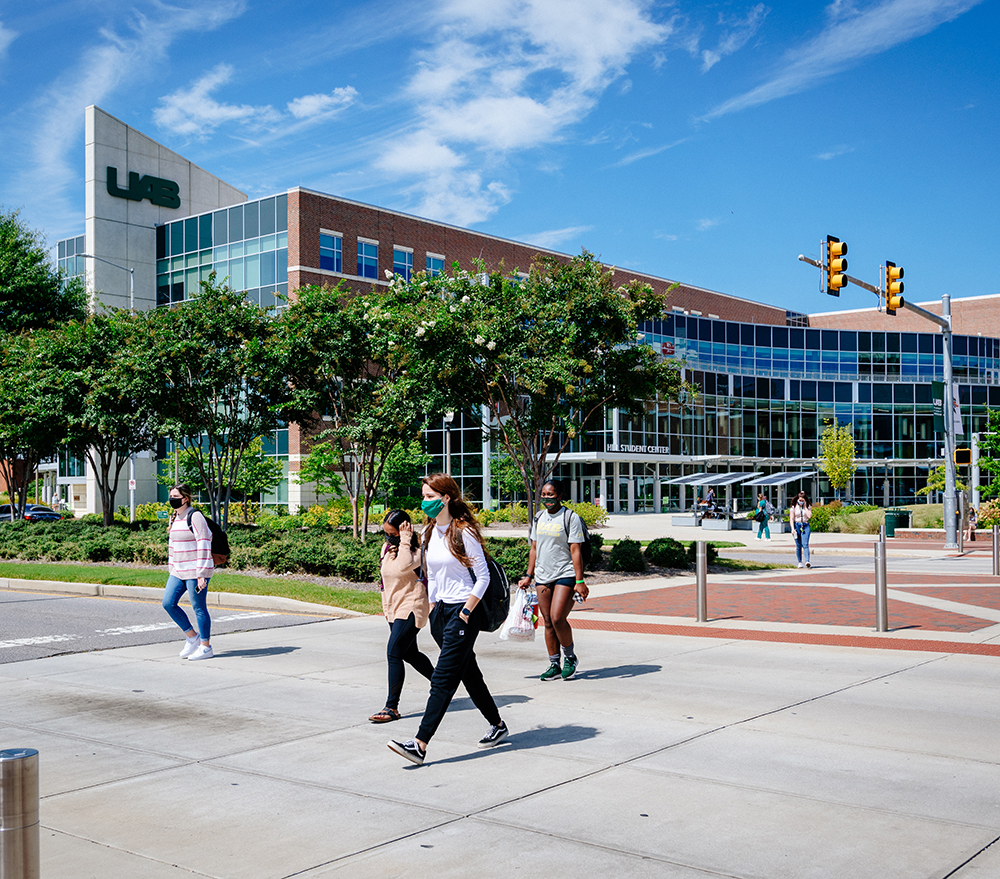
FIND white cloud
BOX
[816,144,855,160]
[154,63,280,137]
[700,0,985,121]
[375,0,671,225]
[0,20,17,60]
[522,225,594,249]
[286,87,357,120]
[701,3,769,72]
[697,218,720,232]
[654,231,679,241]
[613,137,691,167]
[7,1,245,239]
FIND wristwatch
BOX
[460,606,471,619]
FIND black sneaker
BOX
[478,721,508,749]
[388,738,425,765]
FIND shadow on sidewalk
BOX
[552,663,662,681]
[425,723,600,766]
[219,645,300,658]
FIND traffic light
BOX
[955,448,972,466]
[825,236,848,295]
[885,261,904,315]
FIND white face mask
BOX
[797,500,805,506]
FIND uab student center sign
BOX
[106,166,180,209]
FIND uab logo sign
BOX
[106,166,180,209]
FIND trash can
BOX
[884,509,912,537]
[0,748,39,879]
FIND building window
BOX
[393,247,413,280]
[320,233,342,272]
[426,254,445,276]
[357,240,378,279]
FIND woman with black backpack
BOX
[518,479,589,682]
[388,473,507,766]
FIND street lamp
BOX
[79,253,137,523]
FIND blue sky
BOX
[0,0,996,315]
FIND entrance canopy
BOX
[742,471,818,487]
[663,472,762,487]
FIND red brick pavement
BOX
[578,582,994,632]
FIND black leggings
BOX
[416,602,501,744]
[386,613,435,711]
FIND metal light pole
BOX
[80,254,137,522]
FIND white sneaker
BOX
[797,562,804,568]
[179,636,200,658]
[187,644,214,661]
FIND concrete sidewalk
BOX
[3,613,999,879]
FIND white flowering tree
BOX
[276,283,453,539]
[384,251,682,514]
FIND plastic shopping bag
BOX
[499,588,536,642]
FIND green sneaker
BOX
[540,662,562,681]
[561,656,578,680]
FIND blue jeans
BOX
[794,524,811,565]
[163,575,211,640]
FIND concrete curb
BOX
[0,577,364,617]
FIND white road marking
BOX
[0,634,79,649]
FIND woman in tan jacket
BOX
[369,510,435,723]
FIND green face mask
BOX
[542,498,560,510]
[421,498,446,518]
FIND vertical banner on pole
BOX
[952,382,965,437]
[932,381,945,433]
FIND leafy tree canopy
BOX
[819,420,857,496]
[0,208,86,334]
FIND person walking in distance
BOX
[518,480,589,681]
[162,484,214,660]
[790,490,812,569]
[369,510,435,723]
[755,493,771,541]
[388,473,507,766]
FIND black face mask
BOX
[169,497,184,509]
[385,535,401,547]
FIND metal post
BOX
[958,491,966,553]
[874,540,888,633]
[942,295,958,549]
[695,541,708,622]
[971,433,981,510]
[0,748,39,879]
[993,524,999,577]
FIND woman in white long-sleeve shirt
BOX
[388,473,507,766]
[162,484,214,660]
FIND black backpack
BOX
[186,508,230,567]
[470,553,511,633]
[534,507,592,568]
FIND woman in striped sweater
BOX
[162,484,215,660]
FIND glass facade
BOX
[56,235,87,279]
[155,194,288,310]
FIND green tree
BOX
[384,251,682,514]
[295,440,345,504]
[490,450,525,505]
[819,420,857,502]
[142,275,309,529]
[49,312,166,526]
[0,208,86,334]
[975,410,1000,498]
[0,329,73,519]
[379,437,431,500]
[277,284,450,541]
[916,465,967,497]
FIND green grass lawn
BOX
[0,561,382,615]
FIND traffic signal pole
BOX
[798,252,958,549]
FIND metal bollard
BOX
[0,748,39,879]
[696,541,708,622]
[993,524,999,577]
[874,541,888,633]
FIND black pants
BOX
[385,613,435,711]
[416,602,501,743]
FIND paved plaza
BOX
[2,515,1000,878]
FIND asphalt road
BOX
[0,589,335,664]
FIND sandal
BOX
[369,707,401,723]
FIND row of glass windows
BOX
[56,235,87,278]
[155,195,288,259]
[318,233,445,280]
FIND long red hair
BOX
[420,473,487,567]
